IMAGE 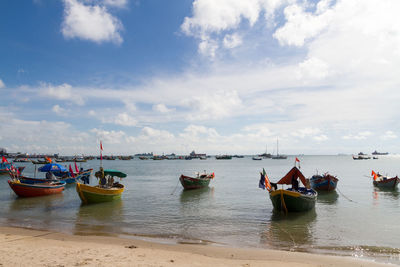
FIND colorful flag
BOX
[75,162,79,173]
[259,168,272,191]
[100,141,103,161]
[371,170,378,181]
[2,156,8,163]
[69,165,75,177]
[45,156,52,163]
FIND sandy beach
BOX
[0,226,392,267]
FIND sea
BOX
[1,155,400,265]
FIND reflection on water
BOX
[177,187,216,244]
[372,188,399,208]
[6,193,66,229]
[74,200,124,236]
[317,191,339,204]
[260,210,317,252]
[9,193,65,213]
[179,187,214,204]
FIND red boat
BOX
[8,180,66,197]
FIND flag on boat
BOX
[295,157,300,162]
[2,156,8,163]
[45,156,52,163]
[100,141,103,161]
[259,168,272,191]
[371,170,378,181]
[75,162,79,173]
[69,165,75,177]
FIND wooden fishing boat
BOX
[0,161,12,174]
[372,171,400,189]
[179,172,215,190]
[31,159,52,164]
[14,169,92,185]
[76,169,126,204]
[261,166,317,212]
[373,177,399,189]
[310,173,339,191]
[8,179,66,197]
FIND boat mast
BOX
[276,138,279,156]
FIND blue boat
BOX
[0,161,12,175]
[310,173,339,191]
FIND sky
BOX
[1,0,400,156]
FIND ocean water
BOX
[1,155,400,264]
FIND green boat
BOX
[262,166,317,213]
[179,172,215,190]
[76,169,126,204]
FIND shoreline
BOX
[0,226,393,267]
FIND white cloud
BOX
[179,125,220,141]
[114,112,137,126]
[41,83,84,105]
[273,2,333,47]
[181,0,288,57]
[52,104,67,115]
[291,127,322,138]
[139,127,174,140]
[297,57,331,81]
[198,36,218,58]
[184,90,243,120]
[0,79,5,89]
[152,103,174,113]
[381,130,397,140]
[62,0,123,44]
[313,134,328,141]
[102,0,128,8]
[342,131,373,140]
[223,33,243,49]
[91,128,130,144]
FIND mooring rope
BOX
[280,190,288,214]
[170,179,180,195]
[337,187,357,203]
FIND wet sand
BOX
[0,226,392,267]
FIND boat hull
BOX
[76,183,124,204]
[8,180,65,197]
[310,175,338,191]
[179,175,211,190]
[373,177,400,189]
[269,189,317,212]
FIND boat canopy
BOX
[276,166,307,186]
[104,169,127,178]
[38,163,68,173]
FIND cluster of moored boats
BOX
[1,154,399,212]
[258,158,399,213]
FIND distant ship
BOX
[271,138,287,160]
[258,144,272,158]
[372,150,389,155]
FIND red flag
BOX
[2,156,8,163]
[295,157,300,162]
[75,162,79,173]
[371,170,378,181]
[45,156,52,163]
[69,165,75,177]
[100,141,103,151]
